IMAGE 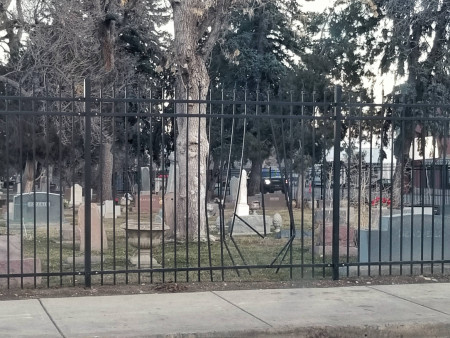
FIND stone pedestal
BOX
[123,219,168,268]
[130,251,160,268]
[236,204,249,216]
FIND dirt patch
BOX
[1,274,449,301]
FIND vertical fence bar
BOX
[32,86,37,288]
[300,90,305,278]
[357,92,363,277]
[4,84,10,289]
[345,92,352,277]
[185,86,190,282]
[206,88,213,282]
[112,84,117,285]
[442,117,448,274]
[161,89,166,283]
[71,83,76,285]
[99,86,104,285]
[84,78,92,288]
[321,90,327,278]
[219,88,225,281]
[197,85,201,282]
[399,95,406,275]
[44,82,50,287]
[311,90,316,278]
[18,83,24,289]
[137,85,142,284]
[148,90,154,283]
[389,101,395,276]
[173,90,179,283]
[124,84,129,284]
[332,85,342,280]
[58,84,63,286]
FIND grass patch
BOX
[0,205,338,287]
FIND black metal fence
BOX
[1,80,450,289]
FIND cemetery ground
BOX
[1,199,450,300]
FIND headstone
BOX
[12,192,64,227]
[69,184,83,207]
[359,210,450,263]
[139,194,162,213]
[0,235,42,287]
[229,176,239,202]
[236,169,249,216]
[313,207,358,228]
[6,202,14,220]
[78,203,108,252]
[263,192,287,208]
[166,153,178,194]
[163,192,175,238]
[140,167,151,193]
[103,200,121,219]
[315,225,357,246]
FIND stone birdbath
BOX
[122,216,169,268]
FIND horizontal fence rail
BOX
[0,82,450,289]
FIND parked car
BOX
[262,176,286,194]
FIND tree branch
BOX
[0,75,32,96]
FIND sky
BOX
[301,0,333,13]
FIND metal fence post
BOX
[84,78,92,288]
[332,85,342,280]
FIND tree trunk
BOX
[248,158,262,196]
[22,159,35,193]
[173,2,210,241]
[296,173,304,208]
[101,142,114,201]
[392,125,415,208]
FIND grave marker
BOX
[78,203,108,252]
[12,192,64,227]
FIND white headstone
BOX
[8,202,14,220]
[236,169,249,216]
[70,184,83,207]
[103,200,121,219]
[166,153,178,193]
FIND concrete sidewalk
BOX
[1,283,450,337]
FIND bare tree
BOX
[170,0,257,241]
[0,0,171,198]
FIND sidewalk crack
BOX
[367,286,450,316]
[38,299,66,338]
[211,291,273,328]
